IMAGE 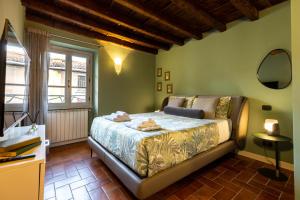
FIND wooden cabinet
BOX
[0,125,46,200]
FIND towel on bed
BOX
[105,111,131,122]
[125,118,161,131]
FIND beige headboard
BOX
[161,95,249,149]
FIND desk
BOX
[0,125,46,200]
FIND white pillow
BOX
[192,97,219,119]
[167,96,185,107]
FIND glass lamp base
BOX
[257,167,288,181]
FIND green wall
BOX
[155,2,293,163]
[0,0,24,41]
[25,21,155,118]
[291,0,300,197]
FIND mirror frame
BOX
[257,49,292,90]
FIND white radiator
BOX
[46,109,88,147]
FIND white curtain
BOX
[25,28,48,124]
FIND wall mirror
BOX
[257,49,292,89]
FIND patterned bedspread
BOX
[90,112,225,177]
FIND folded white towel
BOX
[125,118,161,131]
[105,111,131,122]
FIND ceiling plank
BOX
[257,0,272,8]
[21,0,169,50]
[56,0,184,46]
[230,0,259,21]
[113,0,203,40]
[26,10,158,54]
[170,0,226,32]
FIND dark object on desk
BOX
[268,123,280,136]
[262,105,272,111]
[0,135,41,153]
[0,154,35,163]
[253,132,291,181]
[0,141,41,157]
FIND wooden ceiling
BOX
[22,0,286,54]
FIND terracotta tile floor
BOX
[45,142,294,200]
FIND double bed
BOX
[88,95,249,199]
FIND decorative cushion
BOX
[167,96,185,107]
[215,96,232,119]
[191,96,219,119]
[183,96,196,108]
[164,106,204,119]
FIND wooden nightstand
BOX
[253,132,291,181]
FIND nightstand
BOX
[253,132,291,181]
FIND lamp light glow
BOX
[114,57,122,65]
[114,57,122,75]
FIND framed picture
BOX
[166,84,173,94]
[157,68,162,77]
[157,82,162,91]
[164,71,170,81]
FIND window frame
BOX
[47,45,92,110]
[4,51,30,112]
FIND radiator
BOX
[46,109,88,147]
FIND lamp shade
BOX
[264,119,280,135]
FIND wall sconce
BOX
[264,119,280,135]
[114,57,122,75]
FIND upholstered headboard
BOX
[161,95,249,149]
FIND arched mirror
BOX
[257,49,292,89]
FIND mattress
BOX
[90,112,232,177]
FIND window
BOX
[5,45,29,111]
[47,46,92,110]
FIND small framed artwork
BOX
[164,71,170,81]
[166,84,173,94]
[157,82,162,91]
[157,68,162,77]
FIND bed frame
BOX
[88,95,249,199]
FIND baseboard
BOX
[238,150,294,171]
[49,137,87,147]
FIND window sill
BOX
[48,107,92,111]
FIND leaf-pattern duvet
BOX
[90,112,231,177]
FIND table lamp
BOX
[264,119,280,136]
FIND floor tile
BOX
[72,186,91,200]
[55,185,73,200]
[44,183,55,199]
[89,188,109,200]
[70,176,97,190]
[188,184,218,200]
[232,189,257,200]
[213,188,236,200]
[55,175,82,188]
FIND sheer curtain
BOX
[25,28,48,124]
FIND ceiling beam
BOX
[230,0,259,21]
[113,0,203,40]
[56,0,184,46]
[26,10,158,54]
[170,0,226,32]
[21,0,169,50]
[257,0,272,8]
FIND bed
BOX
[88,95,249,199]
